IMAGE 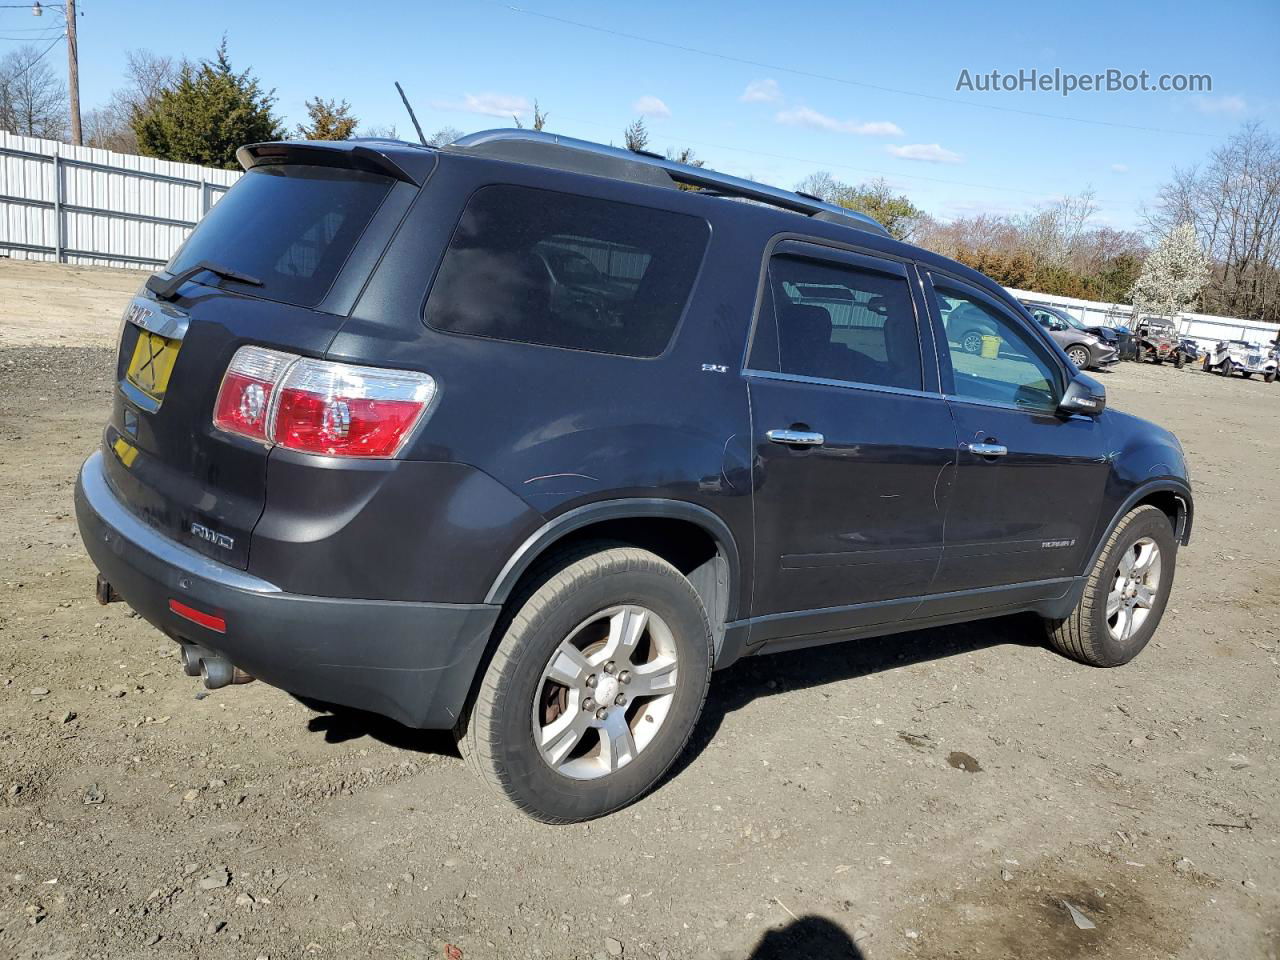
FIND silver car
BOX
[1023,303,1120,370]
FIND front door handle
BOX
[767,428,825,447]
[965,441,1008,457]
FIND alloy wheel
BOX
[1107,536,1162,643]
[531,604,679,780]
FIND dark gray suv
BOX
[75,131,1193,822]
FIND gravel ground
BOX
[0,263,1277,960]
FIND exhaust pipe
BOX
[199,656,255,690]
[177,642,254,689]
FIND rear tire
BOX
[458,544,713,823]
[1265,371,1276,384]
[1044,505,1177,667]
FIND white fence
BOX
[0,132,241,270]
[1007,286,1280,349]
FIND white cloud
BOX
[432,92,532,120]
[1111,163,1129,174]
[633,95,671,118]
[1192,94,1247,115]
[740,78,782,103]
[885,142,963,165]
[775,105,903,136]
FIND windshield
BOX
[167,164,393,308]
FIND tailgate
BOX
[104,293,346,569]
[100,158,413,570]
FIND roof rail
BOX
[447,129,889,237]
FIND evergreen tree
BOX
[296,97,358,141]
[623,117,649,152]
[133,40,284,168]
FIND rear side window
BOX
[424,185,709,357]
[167,165,392,308]
[748,253,923,391]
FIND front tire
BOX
[1044,505,1177,667]
[1067,345,1091,369]
[960,330,984,355]
[459,544,713,823]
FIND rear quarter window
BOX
[424,184,710,357]
[166,164,393,308]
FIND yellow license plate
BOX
[126,330,181,403]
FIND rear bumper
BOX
[74,451,500,729]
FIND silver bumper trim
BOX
[79,450,281,595]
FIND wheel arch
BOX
[1083,481,1193,578]
[484,499,743,656]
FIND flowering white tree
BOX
[1128,223,1210,318]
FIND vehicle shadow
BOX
[301,613,1041,773]
[746,915,866,959]
[667,613,1041,781]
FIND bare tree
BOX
[83,50,181,152]
[0,44,69,140]
[426,126,462,147]
[1147,123,1280,321]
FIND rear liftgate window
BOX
[166,164,393,308]
[424,184,710,357]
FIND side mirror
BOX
[1059,374,1106,417]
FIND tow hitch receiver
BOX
[95,574,120,605]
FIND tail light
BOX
[212,347,295,443]
[212,346,437,458]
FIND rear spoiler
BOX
[236,140,430,186]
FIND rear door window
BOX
[166,164,393,307]
[424,184,710,357]
[748,252,924,391]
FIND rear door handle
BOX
[964,441,1008,457]
[766,429,825,447]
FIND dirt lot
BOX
[1,259,1277,960]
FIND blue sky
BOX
[6,0,1277,229]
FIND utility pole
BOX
[65,0,81,145]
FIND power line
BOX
[493,1,1221,140]
[1,32,60,80]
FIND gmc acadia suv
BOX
[75,131,1194,822]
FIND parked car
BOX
[1020,302,1120,370]
[1178,337,1202,363]
[1203,339,1278,381]
[1022,301,1123,346]
[1134,317,1191,367]
[74,131,1194,823]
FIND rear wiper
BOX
[145,260,263,301]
